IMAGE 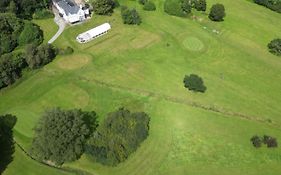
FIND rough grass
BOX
[1,0,281,174]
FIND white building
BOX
[76,23,111,43]
[53,0,89,23]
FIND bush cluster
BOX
[121,6,142,25]
[250,135,278,148]
[92,0,116,15]
[183,74,207,93]
[268,38,281,56]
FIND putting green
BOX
[182,37,204,51]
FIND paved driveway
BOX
[48,10,66,44]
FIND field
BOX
[1,0,281,174]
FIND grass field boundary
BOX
[78,76,279,128]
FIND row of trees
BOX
[0,44,57,89]
[31,108,150,166]
[0,0,51,19]
[164,0,225,21]
[254,0,281,13]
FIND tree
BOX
[31,108,98,166]
[139,0,147,5]
[25,44,56,69]
[143,1,156,11]
[92,0,115,15]
[250,135,262,148]
[0,114,17,174]
[263,135,278,148]
[164,0,191,17]
[121,7,142,25]
[208,3,225,22]
[18,21,43,46]
[7,0,17,14]
[193,0,206,11]
[183,74,206,93]
[0,13,23,55]
[85,108,150,166]
[0,53,26,89]
[267,38,281,56]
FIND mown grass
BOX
[1,0,281,174]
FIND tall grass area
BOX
[1,0,281,174]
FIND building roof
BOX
[77,23,111,41]
[54,0,80,15]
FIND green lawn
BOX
[1,0,281,174]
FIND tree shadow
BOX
[0,114,17,174]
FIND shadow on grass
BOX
[0,114,17,174]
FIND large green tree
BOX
[86,108,150,166]
[0,13,23,55]
[183,74,207,93]
[208,3,225,21]
[0,114,17,174]
[31,108,98,166]
[18,21,43,46]
[92,0,115,15]
[121,6,142,25]
[268,38,281,56]
[25,44,56,69]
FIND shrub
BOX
[143,1,156,11]
[58,46,74,55]
[85,108,150,166]
[18,22,43,46]
[267,38,281,56]
[32,9,54,19]
[121,6,142,25]
[250,135,262,148]
[183,74,206,93]
[92,0,115,15]
[209,3,225,21]
[31,108,98,165]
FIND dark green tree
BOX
[268,38,281,56]
[181,0,192,14]
[143,1,156,11]
[25,44,56,69]
[0,13,23,55]
[0,53,26,89]
[209,3,225,21]
[121,7,142,25]
[183,74,206,93]
[164,0,191,17]
[92,0,115,15]
[0,114,17,174]
[31,108,98,166]
[250,135,262,148]
[18,22,43,46]
[139,0,147,5]
[86,108,150,166]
